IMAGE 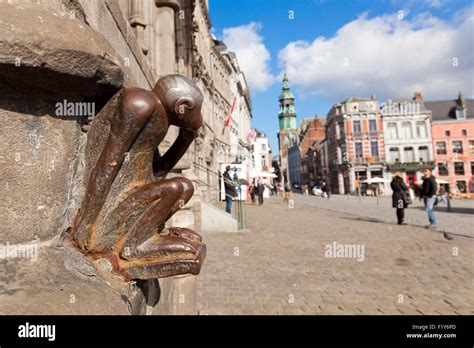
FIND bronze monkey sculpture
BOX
[68,74,206,280]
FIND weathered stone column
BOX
[338,170,345,194]
[154,0,180,75]
[128,0,149,56]
[153,0,200,315]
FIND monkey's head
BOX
[153,74,203,131]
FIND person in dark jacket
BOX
[257,179,265,205]
[223,166,236,214]
[249,182,256,204]
[420,168,437,229]
[390,172,409,225]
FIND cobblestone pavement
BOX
[295,193,474,238]
[196,196,474,314]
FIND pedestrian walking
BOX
[257,179,265,205]
[273,184,278,196]
[283,180,292,203]
[302,183,309,196]
[321,181,330,199]
[420,168,438,229]
[438,186,447,205]
[390,172,409,225]
[223,165,236,214]
[249,182,256,204]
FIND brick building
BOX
[325,97,387,194]
[425,93,474,194]
[299,117,326,186]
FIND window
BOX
[261,143,266,151]
[419,146,429,162]
[416,121,427,138]
[404,147,414,162]
[436,142,447,155]
[471,161,474,175]
[389,147,399,162]
[355,142,363,159]
[454,162,465,175]
[369,119,377,132]
[445,130,451,137]
[469,140,474,155]
[339,122,344,139]
[462,129,467,136]
[401,122,412,138]
[353,120,362,133]
[387,122,398,140]
[438,163,448,176]
[370,141,379,157]
[455,109,466,120]
[456,181,467,193]
[452,141,463,154]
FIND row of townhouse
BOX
[300,92,473,195]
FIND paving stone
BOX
[196,195,474,315]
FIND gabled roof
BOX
[342,96,373,103]
[424,98,474,122]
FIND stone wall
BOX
[0,0,198,315]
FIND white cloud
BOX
[278,8,474,103]
[222,22,276,92]
[428,0,447,8]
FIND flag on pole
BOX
[247,128,253,139]
[225,96,237,127]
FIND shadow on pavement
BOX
[340,216,387,224]
[410,206,474,215]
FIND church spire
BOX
[278,72,297,130]
[279,72,294,101]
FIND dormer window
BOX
[456,108,466,120]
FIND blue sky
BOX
[210,0,474,152]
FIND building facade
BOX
[252,131,273,174]
[425,93,474,194]
[326,97,387,194]
[381,92,434,186]
[189,0,253,201]
[299,117,326,186]
[287,139,301,185]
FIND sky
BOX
[210,0,474,153]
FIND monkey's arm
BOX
[153,128,196,178]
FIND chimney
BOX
[458,91,466,108]
[413,92,423,102]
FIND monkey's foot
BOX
[117,234,206,280]
[162,227,202,242]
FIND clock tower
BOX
[277,73,298,181]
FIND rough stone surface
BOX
[200,202,238,232]
[0,1,125,243]
[0,106,82,244]
[0,239,134,314]
[155,275,197,315]
[0,2,123,99]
